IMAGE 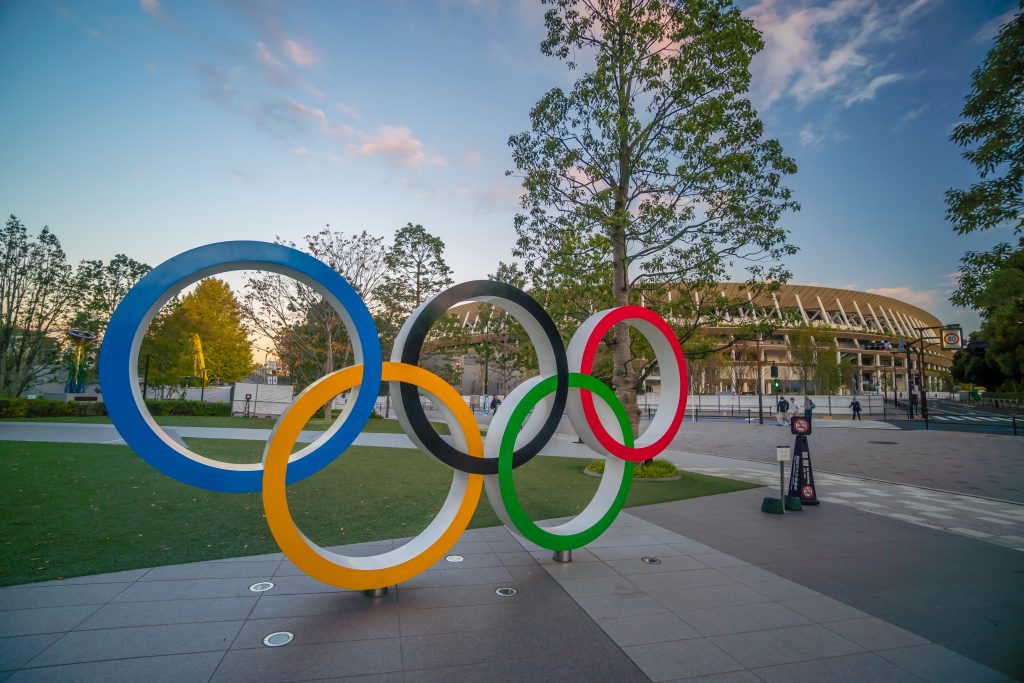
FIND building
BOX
[446,284,954,398]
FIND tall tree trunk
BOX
[611,223,639,438]
[322,324,334,420]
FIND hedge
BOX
[144,400,230,416]
[0,398,230,418]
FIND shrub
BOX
[0,398,28,418]
[8,399,109,418]
[585,459,679,479]
[144,400,230,417]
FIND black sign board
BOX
[790,415,812,435]
[787,434,819,505]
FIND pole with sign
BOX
[761,446,790,515]
[787,416,818,506]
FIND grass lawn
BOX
[0,439,757,587]
[0,414,450,434]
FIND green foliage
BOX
[945,6,1023,349]
[586,458,678,479]
[375,223,456,358]
[945,7,1023,242]
[144,400,230,417]
[0,397,28,417]
[0,216,81,396]
[70,254,151,336]
[140,278,254,390]
[508,0,798,425]
[0,398,107,418]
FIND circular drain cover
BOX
[641,557,662,565]
[445,554,464,563]
[249,581,274,592]
[495,587,518,597]
[263,632,293,647]
[868,441,900,445]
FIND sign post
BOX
[787,416,817,507]
[761,446,791,515]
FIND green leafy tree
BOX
[0,216,85,396]
[945,5,1024,390]
[141,278,254,390]
[71,254,151,335]
[945,5,1022,274]
[815,338,841,394]
[374,223,460,390]
[508,0,798,429]
[950,336,1007,388]
[972,247,1024,385]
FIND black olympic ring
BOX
[391,280,569,475]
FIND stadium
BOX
[449,284,955,401]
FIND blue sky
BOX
[0,0,1018,333]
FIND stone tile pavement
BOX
[1,510,1018,682]
[661,451,1024,552]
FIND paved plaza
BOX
[2,508,1020,682]
[1,417,1021,681]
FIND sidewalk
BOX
[1,505,1018,682]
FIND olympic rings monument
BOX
[99,241,688,595]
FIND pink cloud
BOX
[282,39,316,67]
[351,126,445,167]
[287,99,352,138]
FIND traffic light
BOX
[773,378,781,392]
[770,362,778,378]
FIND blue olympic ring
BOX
[98,241,383,493]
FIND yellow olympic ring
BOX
[261,361,483,590]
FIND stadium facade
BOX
[448,284,954,399]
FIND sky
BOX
[0,0,1018,335]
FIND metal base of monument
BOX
[552,549,573,562]
[784,495,803,511]
[362,587,388,598]
[760,497,785,514]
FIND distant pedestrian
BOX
[850,398,862,420]
[490,395,501,415]
[790,396,800,421]
[803,395,816,420]
[777,396,790,423]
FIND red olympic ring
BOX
[578,306,688,462]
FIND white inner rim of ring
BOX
[128,262,365,472]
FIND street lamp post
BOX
[756,333,763,425]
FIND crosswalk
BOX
[929,414,1017,423]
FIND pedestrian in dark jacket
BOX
[849,399,862,420]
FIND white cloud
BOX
[140,0,162,19]
[351,126,445,167]
[746,0,930,109]
[893,103,928,131]
[798,123,823,146]
[843,73,904,107]
[286,99,353,138]
[282,39,316,67]
[292,146,312,156]
[463,149,482,168]
[335,101,362,120]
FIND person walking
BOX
[849,398,862,421]
[490,394,501,415]
[803,395,816,420]
[777,396,790,424]
[789,396,800,422]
